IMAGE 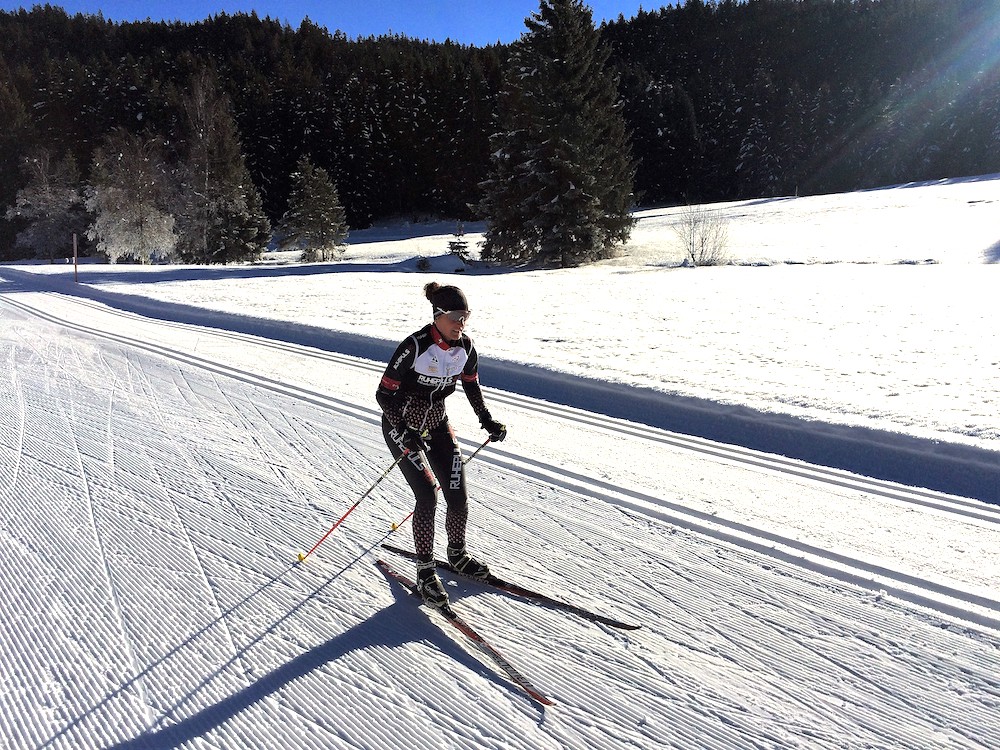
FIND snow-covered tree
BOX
[479,0,636,267]
[277,154,348,261]
[5,148,87,260]
[736,113,783,198]
[86,130,177,264]
[674,204,730,267]
[172,68,270,264]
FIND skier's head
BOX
[425,281,470,339]
[425,281,469,317]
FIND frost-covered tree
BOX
[479,0,636,267]
[172,68,270,264]
[86,129,177,264]
[277,154,348,261]
[674,204,730,267]
[5,148,87,261]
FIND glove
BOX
[399,426,428,454]
[481,417,507,442]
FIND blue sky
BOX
[0,1,654,46]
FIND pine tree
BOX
[85,130,178,264]
[479,0,637,267]
[277,154,348,261]
[6,148,87,261]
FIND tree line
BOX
[1,0,997,263]
[605,0,1000,203]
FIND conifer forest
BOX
[0,0,997,264]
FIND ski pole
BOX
[297,451,410,564]
[389,436,492,533]
[463,436,492,465]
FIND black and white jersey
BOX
[377,323,490,431]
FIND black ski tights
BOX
[382,418,469,562]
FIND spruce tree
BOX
[479,0,636,267]
[278,154,348,262]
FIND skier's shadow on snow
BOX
[98,556,532,750]
[985,239,1000,263]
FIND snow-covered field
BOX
[2,176,999,749]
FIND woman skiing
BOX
[376,281,507,607]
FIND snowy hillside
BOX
[1,176,999,749]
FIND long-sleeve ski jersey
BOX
[376,323,493,432]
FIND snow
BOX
[2,175,999,749]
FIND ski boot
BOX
[447,546,491,581]
[416,561,449,608]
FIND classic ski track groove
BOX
[63,384,157,727]
[3,290,1000,749]
[3,292,999,633]
[12,291,999,523]
[452,452,1000,740]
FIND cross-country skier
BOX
[376,281,507,607]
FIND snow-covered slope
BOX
[1,287,998,750]
[9,175,1000,501]
[2,176,1000,748]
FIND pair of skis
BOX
[377,545,640,707]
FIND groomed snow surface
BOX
[2,176,999,749]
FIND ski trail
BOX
[450,459,1000,747]
[4,289,999,749]
[147,444,254,690]
[57,344,280,740]
[121,359,265,683]
[473,446,1000,627]
[102,369,118,472]
[207,371,344,541]
[4,359,25,492]
[195,372,273,531]
[62,384,155,729]
[14,290,995,520]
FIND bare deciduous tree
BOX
[674,204,730,267]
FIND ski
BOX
[375,558,554,707]
[381,544,640,631]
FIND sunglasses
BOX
[436,309,472,324]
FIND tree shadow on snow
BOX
[8,257,437,286]
[0,265,401,364]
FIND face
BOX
[435,310,470,340]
